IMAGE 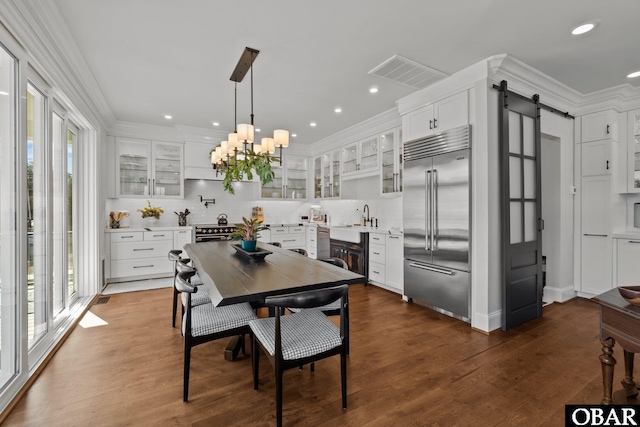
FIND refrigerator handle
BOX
[408,262,454,275]
[432,169,437,251]
[425,170,431,251]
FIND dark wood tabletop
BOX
[184,241,367,307]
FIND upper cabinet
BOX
[118,138,184,198]
[582,140,614,176]
[341,136,379,179]
[313,150,341,199]
[261,154,308,200]
[581,110,618,143]
[402,91,468,142]
[625,109,640,193]
[380,127,402,196]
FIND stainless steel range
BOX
[194,224,238,242]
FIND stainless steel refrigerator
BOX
[403,125,471,322]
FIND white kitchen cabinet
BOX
[581,140,614,176]
[380,127,402,195]
[314,150,341,199]
[368,234,386,286]
[174,228,194,255]
[580,175,613,294]
[625,109,640,192]
[261,155,308,199]
[615,238,640,286]
[385,233,403,292]
[341,136,379,179]
[581,110,618,143]
[305,225,330,259]
[184,140,224,180]
[118,138,184,198]
[402,91,468,142]
[269,225,305,250]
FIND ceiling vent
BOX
[369,55,448,90]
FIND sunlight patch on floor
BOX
[79,311,108,328]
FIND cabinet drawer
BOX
[289,226,305,234]
[110,232,143,243]
[306,227,318,237]
[307,250,317,259]
[272,235,305,249]
[369,262,386,283]
[112,240,173,260]
[369,234,385,244]
[111,257,172,278]
[307,234,317,244]
[270,227,288,235]
[144,231,173,241]
[369,243,386,264]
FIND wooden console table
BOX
[596,288,640,404]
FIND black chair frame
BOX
[168,249,183,327]
[176,270,251,402]
[252,285,349,427]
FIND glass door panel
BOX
[341,143,357,174]
[119,139,150,196]
[322,153,331,198]
[66,127,76,299]
[261,163,283,198]
[26,83,47,348]
[313,156,321,198]
[633,111,640,189]
[52,112,65,315]
[153,142,181,197]
[0,42,17,387]
[358,137,378,172]
[332,150,340,198]
[285,156,307,199]
[381,131,395,194]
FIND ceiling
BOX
[53,0,640,145]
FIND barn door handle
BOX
[606,160,609,170]
[606,125,610,134]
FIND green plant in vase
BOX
[229,216,264,252]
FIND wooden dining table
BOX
[183,240,367,308]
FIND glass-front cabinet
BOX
[341,136,379,179]
[118,138,184,198]
[380,127,403,196]
[261,155,307,199]
[627,109,640,192]
[312,150,341,199]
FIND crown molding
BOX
[0,0,116,130]
[108,121,185,142]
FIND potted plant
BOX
[229,217,264,252]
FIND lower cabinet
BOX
[386,234,403,293]
[330,236,368,277]
[107,227,193,283]
[368,233,386,285]
[268,225,305,250]
[367,232,403,294]
[305,225,330,259]
[615,238,640,286]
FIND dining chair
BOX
[176,269,257,402]
[171,257,211,328]
[168,249,183,327]
[288,248,307,256]
[249,285,349,427]
[288,257,351,359]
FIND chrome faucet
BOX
[363,204,370,226]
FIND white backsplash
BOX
[105,180,403,229]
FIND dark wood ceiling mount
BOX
[230,47,260,82]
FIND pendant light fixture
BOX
[210,47,288,193]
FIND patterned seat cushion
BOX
[287,300,341,314]
[249,310,341,360]
[184,302,257,337]
[181,284,211,307]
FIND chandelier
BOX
[211,47,290,194]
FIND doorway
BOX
[541,135,561,295]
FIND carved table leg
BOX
[622,350,638,399]
[600,337,616,405]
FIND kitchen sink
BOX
[329,226,363,244]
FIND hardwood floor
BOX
[1,284,619,426]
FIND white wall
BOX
[541,135,561,294]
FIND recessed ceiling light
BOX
[212,122,219,126]
[205,136,211,140]
[571,21,597,35]
[310,122,317,127]
[255,128,261,133]
[334,107,342,113]
[369,86,378,94]
[292,134,297,138]
[164,115,172,119]
[628,71,640,79]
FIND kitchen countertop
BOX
[105,225,194,232]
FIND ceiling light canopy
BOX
[571,21,597,35]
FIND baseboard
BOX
[471,309,502,333]
[543,285,576,303]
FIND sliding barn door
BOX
[498,81,543,331]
